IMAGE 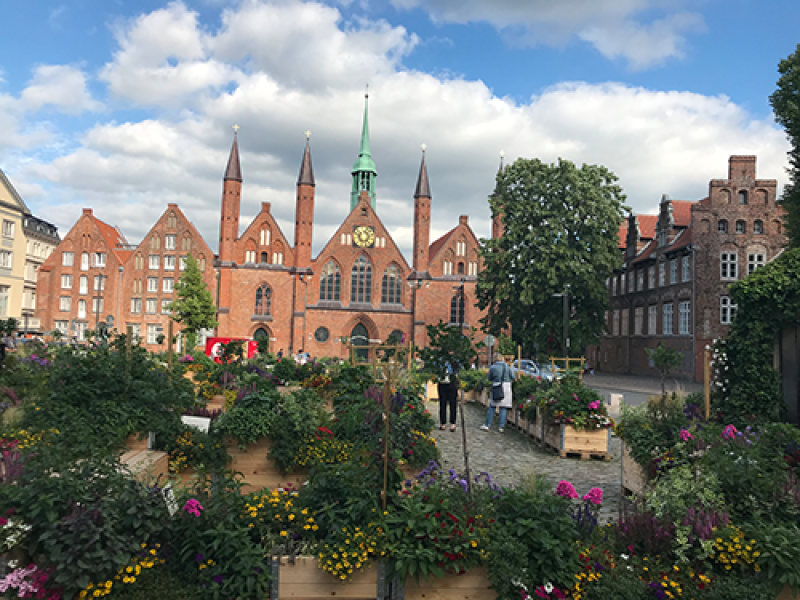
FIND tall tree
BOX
[770,43,800,247]
[169,254,218,351]
[476,158,627,356]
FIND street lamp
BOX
[407,272,431,345]
[552,284,570,356]
[298,272,312,349]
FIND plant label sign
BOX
[161,483,178,516]
[181,415,211,433]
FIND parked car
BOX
[511,359,556,382]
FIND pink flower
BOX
[534,588,548,598]
[680,429,694,442]
[182,498,204,517]
[555,480,578,499]
[722,425,738,440]
[582,487,603,505]
[587,401,600,410]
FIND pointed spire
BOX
[414,144,431,198]
[297,131,315,186]
[359,92,371,159]
[351,90,378,210]
[224,126,242,182]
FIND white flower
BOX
[8,560,17,569]
[620,553,629,560]
[544,583,554,594]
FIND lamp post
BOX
[552,284,570,356]
[94,268,105,333]
[298,273,311,349]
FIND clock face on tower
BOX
[353,225,376,248]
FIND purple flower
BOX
[183,498,204,517]
[679,429,694,442]
[195,553,204,563]
[213,574,223,584]
[722,425,738,440]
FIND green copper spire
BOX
[351,92,377,210]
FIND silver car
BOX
[511,359,555,382]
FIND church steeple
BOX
[224,126,242,182]
[351,92,377,210]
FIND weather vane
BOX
[421,143,427,153]
[233,124,240,134]
[305,130,311,140]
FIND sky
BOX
[1,0,798,257]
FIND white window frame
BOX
[59,296,72,312]
[164,255,175,271]
[92,297,104,314]
[145,299,157,314]
[93,275,105,291]
[130,298,142,314]
[720,296,737,325]
[658,262,665,287]
[245,250,256,263]
[62,251,74,267]
[78,299,87,319]
[147,277,159,293]
[79,275,88,295]
[721,252,738,280]
[747,253,765,274]
[81,252,89,271]
[149,255,160,270]
[648,305,658,335]
[679,300,691,335]
[161,299,172,314]
[682,256,690,282]
[147,324,160,345]
[261,229,271,246]
[0,251,13,269]
[670,259,678,285]
[163,278,174,293]
[54,320,69,335]
[662,303,674,336]
[634,307,643,335]
[2,220,14,239]
[61,274,72,290]
[165,234,176,250]
[93,252,107,268]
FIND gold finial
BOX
[421,143,427,153]
[233,124,240,134]
[305,130,311,140]
[500,150,505,158]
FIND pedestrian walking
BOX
[481,355,513,432]
[437,362,459,432]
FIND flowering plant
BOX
[385,462,495,580]
[536,374,612,430]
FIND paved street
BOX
[586,372,703,407]
[427,400,622,524]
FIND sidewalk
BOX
[586,372,703,395]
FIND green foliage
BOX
[174,490,271,599]
[418,321,481,383]
[272,356,299,384]
[268,388,329,472]
[477,157,627,356]
[713,248,800,424]
[18,336,194,454]
[750,523,800,593]
[645,465,725,522]
[535,373,611,430]
[646,343,683,396]
[94,560,203,599]
[169,254,218,350]
[770,43,800,247]
[212,393,278,449]
[459,367,488,393]
[616,399,689,472]
[0,449,169,597]
[486,487,580,599]
[496,332,515,357]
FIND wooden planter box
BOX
[403,566,495,600]
[425,381,439,401]
[125,433,151,451]
[543,424,610,460]
[777,585,799,600]
[120,449,168,482]
[276,556,380,599]
[621,443,649,496]
[277,385,302,395]
[226,438,306,493]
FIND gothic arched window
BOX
[255,285,272,316]
[381,265,402,304]
[450,292,465,326]
[351,256,372,303]
[320,261,341,301]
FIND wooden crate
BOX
[277,556,378,599]
[403,566,495,600]
[120,449,169,482]
[425,380,439,401]
[543,424,610,460]
[125,433,150,451]
[226,438,306,493]
[621,443,648,496]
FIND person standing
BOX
[481,355,513,432]
[437,362,459,432]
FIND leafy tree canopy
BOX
[770,43,800,247]
[476,157,628,356]
[418,322,481,383]
[169,253,218,349]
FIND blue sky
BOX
[1,0,798,254]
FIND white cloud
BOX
[9,0,789,261]
[389,0,705,69]
[20,65,102,114]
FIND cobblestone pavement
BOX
[426,400,622,524]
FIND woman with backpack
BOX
[481,355,514,432]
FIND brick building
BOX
[36,96,488,355]
[594,155,786,382]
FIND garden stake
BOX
[459,386,473,494]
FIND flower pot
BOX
[621,443,648,496]
[276,555,379,599]
[543,424,610,460]
[403,566,495,600]
[225,438,306,494]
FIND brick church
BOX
[35,96,488,357]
